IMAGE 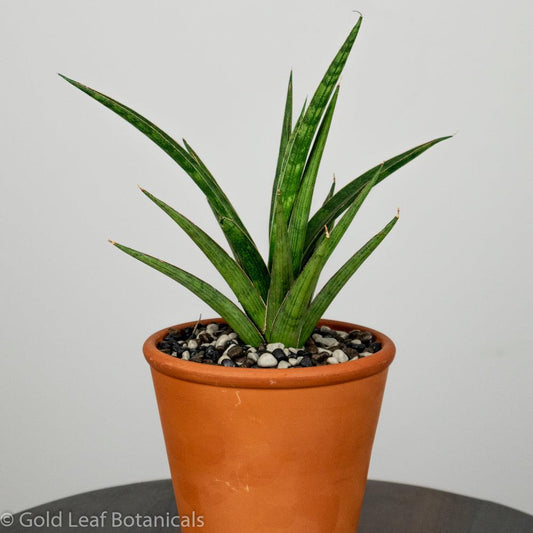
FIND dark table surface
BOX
[2,479,531,532]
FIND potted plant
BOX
[61,15,449,533]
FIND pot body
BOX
[143,318,395,533]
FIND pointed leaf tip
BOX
[108,239,117,245]
[396,207,400,218]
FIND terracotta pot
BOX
[143,318,395,532]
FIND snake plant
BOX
[61,16,449,347]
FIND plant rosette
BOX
[62,14,448,533]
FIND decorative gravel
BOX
[156,323,382,369]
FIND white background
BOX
[1,0,532,515]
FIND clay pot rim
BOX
[143,317,395,389]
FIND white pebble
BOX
[283,348,291,357]
[351,339,362,345]
[296,356,304,364]
[288,357,299,366]
[336,331,349,339]
[181,351,190,360]
[217,354,231,364]
[187,339,198,350]
[247,351,258,363]
[206,323,219,335]
[247,346,257,353]
[257,353,278,368]
[228,332,238,340]
[288,347,299,354]
[277,360,290,369]
[359,352,372,357]
[312,333,323,343]
[333,349,349,363]
[319,337,338,348]
[266,342,285,352]
[215,334,230,349]
[326,357,339,364]
[320,325,332,333]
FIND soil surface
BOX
[157,323,382,368]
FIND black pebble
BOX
[312,352,329,363]
[367,342,382,353]
[197,332,212,344]
[349,342,366,353]
[204,346,219,361]
[360,332,373,343]
[272,348,288,361]
[300,356,313,367]
[227,345,244,359]
[304,339,318,354]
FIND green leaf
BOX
[269,168,379,345]
[276,17,362,223]
[320,175,337,236]
[268,97,308,270]
[299,214,399,343]
[110,241,264,346]
[183,138,213,180]
[269,71,293,230]
[288,86,340,274]
[59,75,253,242]
[303,135,451,262]
[140,187,266,329]
[182,138,254,240]
[217,214,271,302]
[323,175,336,206]
[265,192,294,336]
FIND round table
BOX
[4,480,532,532]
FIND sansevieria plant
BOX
[60,16,449,349]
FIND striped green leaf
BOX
[59,75,253,240]
[269,168,379,345]
[182,138,254,242]
[216,214,271,301]
[288,85,340,274]
[110,241,264,346]
[275,17,362,224]
[303,135,451,261]
[269,71,293,230]
[268,97,308,269]
[140,187,266,328]
[265,192,294,336]
[299,214,399,343]
[323,175,336,206]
